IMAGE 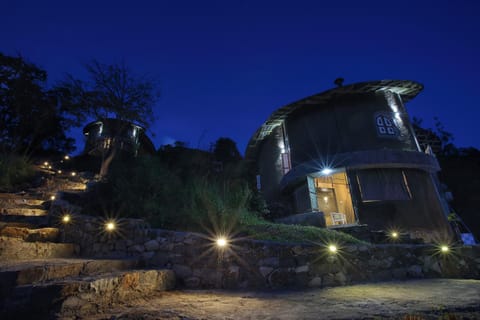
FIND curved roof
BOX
[245,80,423,161]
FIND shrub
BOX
[0,153,35,191]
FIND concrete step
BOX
[0,226,59,242]
[0,207,48,216]
[1,269,175,319]
[0,237,78,261]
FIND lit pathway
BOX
[94,279,480,319]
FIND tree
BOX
[0,53,75,155]
[212,137,242,164]
[58,60,160,177]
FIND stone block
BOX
[295,265,309,273]
[407,265,423,278]
[144,239,160,251]
[259,266,273,278]
[308,276,323,288]
[172,264,192,279]
[259,257,279,268]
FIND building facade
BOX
[83,118,155,156]
[246,80,453,242]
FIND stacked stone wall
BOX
[63,215,480,289]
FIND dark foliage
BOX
[0,53,76,155]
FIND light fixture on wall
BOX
[321,167,333,175]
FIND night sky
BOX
[2,0,479,155]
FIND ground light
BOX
[50,195,56,201]
[64,155,70,160]
[62,214,71,224]
[216,237,228,248]
[71,172,76,177]
[391,231,399,239]
[105,221,116,232]
[328,244,337,254]
[440,245,450,254]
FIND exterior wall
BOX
[64,215,480,290]
[285,91,419,166]
[256,126,286,204]
[348,168,453,242]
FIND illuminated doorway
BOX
[315,172,356,227]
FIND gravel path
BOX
[91,279,480,320]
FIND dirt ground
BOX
[91,279,480,320]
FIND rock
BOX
[407,265,423,278]
[259,266,273,278]
[144,239,160,251]
[259,257,279,268]
[184,276,201,288]
[295,265,309,273]
[173,264,192,278]
[334,272,347,285]
[392,268,407,279]
[128,245,144,253]
[308,277,323,287]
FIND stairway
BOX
[0,166,176,319]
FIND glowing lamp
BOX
[216,237,227,248]
[64,155,70,160]
[62,214,71,224]
[57,170,62,174]
[321,168,333,175]
[44,161,49,167]
[71,172,76,177]
[105,221,116,232]
[328,244,337,253]
[50,195,56,201]
[440,245,450,253]
[391,231,399,239]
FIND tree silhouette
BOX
[0,53,75,155]
[58,60,160,177]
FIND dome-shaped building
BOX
[246,80,453,242]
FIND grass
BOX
[238,212,365,244]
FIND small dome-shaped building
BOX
[246,80,453,242]
[83,118,155,156]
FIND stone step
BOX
[0,258,141,294]
[1,269,175,319]
[0,226,59,242]
[0,194,45,206]
[0,215,50,227]
[0,237,78,260]
[0,207,48,216]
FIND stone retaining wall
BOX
[63,215,480,289]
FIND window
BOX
[281,152,291,175]
[375,112,399,138]
[356,169,412,202]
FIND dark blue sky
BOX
[2,0,479,154]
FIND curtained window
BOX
[356,169,412,202]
